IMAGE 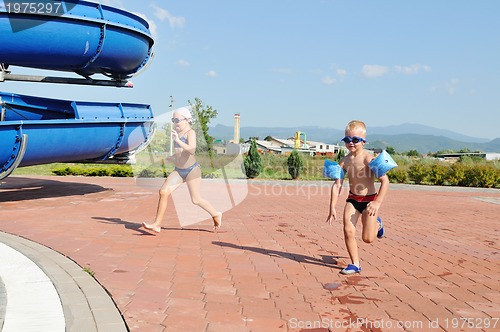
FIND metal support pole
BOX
[0,72,133,88]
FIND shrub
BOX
[447,163,468,186]
[86,167,110,177]
[428,163,448,186]
[52,165,87,176]
[287,149,303,179]
[243,139,262,178]
[387,168,408,183]
[52,166,72,176]
[110,166,134,177]
[466,164,499,188]
[52,164,133,177]
[408,162,429,184]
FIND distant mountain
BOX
[210,124,500,153]
[368,134,500,153]
[369,123,490,143]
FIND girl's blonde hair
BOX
[345,120,366,135]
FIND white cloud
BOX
[322,76,337,85]
[430,78,460,95]
[362,64,432,78]
[147,20,158,39]
[361,65,389,78]
[336,68,347,77]
[446,78,460,95]
[131,12,157,38]
[177,59,190,67]
[150,3,185,28]
[206,70,217,77]
[394,64,432,75]
[273,68,293,75]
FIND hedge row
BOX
[52,164,218,179]
[52,165,134,177]
[50,159,500,189]
[387,162,500,188]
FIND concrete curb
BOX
[0,232,127,332]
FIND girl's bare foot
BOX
[142,222,161,233]
[212,212,222,231]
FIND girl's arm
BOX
[172,129,197,155]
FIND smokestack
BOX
[234,113,240,143]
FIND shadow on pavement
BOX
[213,241,344,269]
[92,217,216,235]
[92,217,154,235]
[0,177,109,202]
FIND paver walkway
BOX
[0,175,499,331]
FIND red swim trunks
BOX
[346,191,378,213]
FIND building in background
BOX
[214,114,343,157]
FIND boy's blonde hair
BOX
[345,120,366,135]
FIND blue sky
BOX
[3,0,499,139]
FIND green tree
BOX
[147,123,170,154]
[243,139,262,178]
[385,146,396,155]
[287,149,303,179]
[189,98,218,160]
[406,149,420,157]
[334,148,346,162]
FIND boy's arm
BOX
[367,174,389,216]
[326,179,343,225]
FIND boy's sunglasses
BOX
[341,136,366,144]
[172,118,187,124]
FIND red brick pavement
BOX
[1,175,499,331]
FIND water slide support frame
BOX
[0,70,133,88]
[0,125,28,180]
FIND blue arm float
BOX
[323,159,345,180]
[369,150,398,178]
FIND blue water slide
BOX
[0,91,155,179]
[0,0,154,79]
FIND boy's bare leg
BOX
[343,204,361,266]
[361,212,379,243]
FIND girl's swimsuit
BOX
[175,162,200,180]
[346,191,378,213]
[173,135,188,148]
[173,132,200,180]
